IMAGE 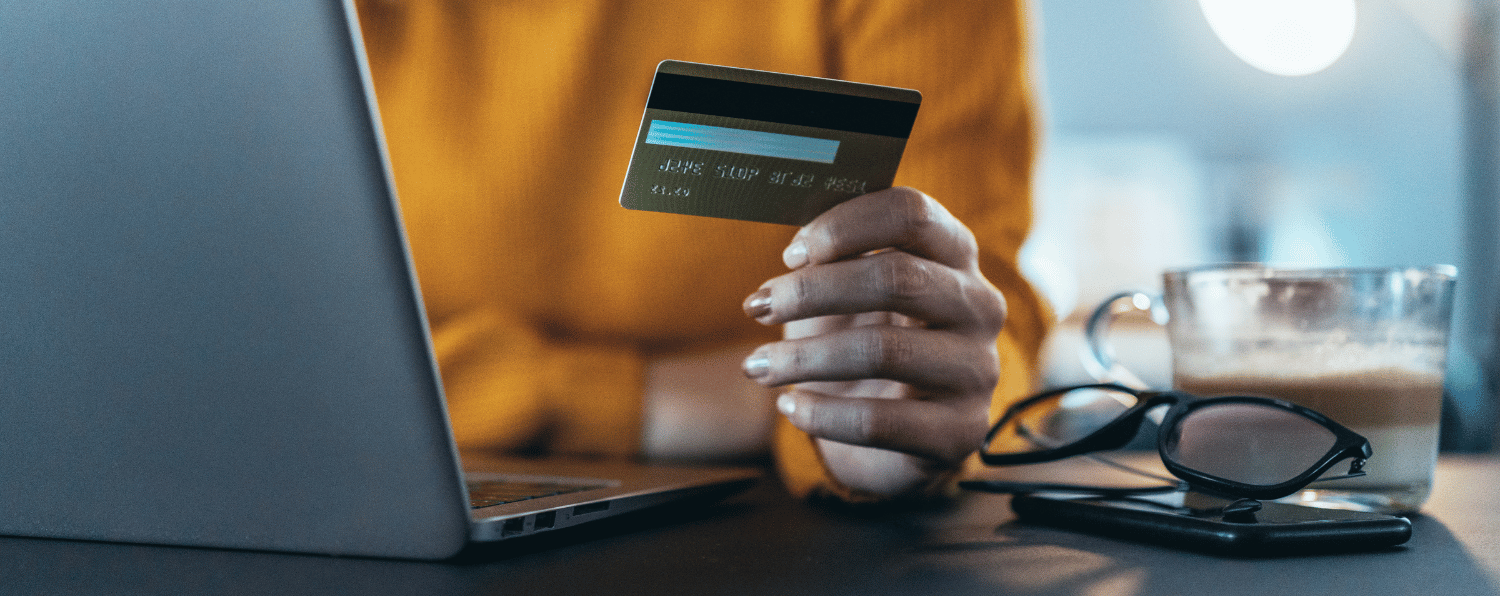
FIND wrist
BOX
[814,439,962,498]
[640,343,776,461]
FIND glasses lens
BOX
[988,386,1139,455]
[1165,402,1337,486]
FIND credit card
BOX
[619,60,921,226]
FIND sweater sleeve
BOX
[772,0,1051,501]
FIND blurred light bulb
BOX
[1198,0,1357,76]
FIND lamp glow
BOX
[1198,0,1357,77]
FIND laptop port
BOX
[534,510,556,530]
[572,502,611,516]
[501,518,525,537]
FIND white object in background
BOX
[1199,0,1357,76]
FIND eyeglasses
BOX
[962,384,1372,501]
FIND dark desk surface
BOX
[6,455,1499,595]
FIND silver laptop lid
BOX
[0,0,471,558]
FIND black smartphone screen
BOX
[1009,492,1411,556]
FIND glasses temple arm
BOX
[1015,421,1185,486]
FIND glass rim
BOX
[1163,263,1456,283]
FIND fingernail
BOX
[782,238,808,269]
[777,394,796,416]
[742,351,771,379]
[743,287,772,319]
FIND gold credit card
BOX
[619,60,921,226]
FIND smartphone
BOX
[1009,491,1411,556]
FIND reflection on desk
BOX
[3,455,1498,595]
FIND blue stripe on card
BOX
[645,121,839,164]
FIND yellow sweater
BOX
[353,0,1049,500]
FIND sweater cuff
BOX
[437,308,644,458]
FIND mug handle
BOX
[1082,291,1166,390]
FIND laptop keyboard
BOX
[466,479,610,509]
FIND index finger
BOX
[783,187,978,271]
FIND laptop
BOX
[0,0,756,560]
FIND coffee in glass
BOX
[1086,264,1456,515]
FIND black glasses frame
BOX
[978,383,1373,501]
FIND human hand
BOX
[741,187,1006,496]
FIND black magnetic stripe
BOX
[646,73,918,138]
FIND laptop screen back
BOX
[0,0,470,558]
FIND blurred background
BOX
[1020,0,1499,451]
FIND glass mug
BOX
[1084,264,1457,515]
